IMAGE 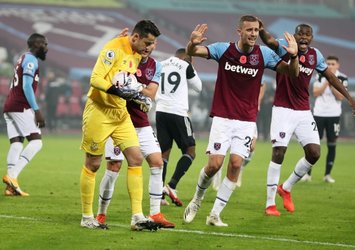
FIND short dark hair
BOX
[327,55,339,62]
[238,15,258,28]
[295,24,313,34]
[27,33,46,48]
[175,48,186,57]
[132,20,161,38]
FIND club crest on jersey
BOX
[249,54,259,65]
[145,68,154,80]
[90,141,98,152]
[308,55,315,65]
[214,143,221,150]
[114,146,121,156]
[279,132,286,139]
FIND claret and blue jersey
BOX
[274,39,328,110]
[206,42,282,122]
[3,52,40,113]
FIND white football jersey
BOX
[155,56,202,116]
[313,70,348,117]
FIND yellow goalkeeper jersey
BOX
[87,36,142,109]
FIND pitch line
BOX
[1,214,355,249]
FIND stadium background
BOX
[0,0,354,138]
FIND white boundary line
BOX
[1,214,355,249]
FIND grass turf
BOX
[0,134,354,249]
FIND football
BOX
[112,71,143,92]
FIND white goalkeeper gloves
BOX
[133,94,152,113]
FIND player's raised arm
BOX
[258,19,279,51]
[186,24,209,58]
[275,32,299,77]
[322,69,355,115]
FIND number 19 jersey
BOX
[156,56,201,116]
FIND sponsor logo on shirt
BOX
[299,64,314,76]
[224,61,259,77]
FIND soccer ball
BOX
[112,71,143,92]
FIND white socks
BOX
[8,140,42,179]
[211,177,237,216]
[283,157,312,192]
[266,161,281,208]
[149,167,163,215]
[194,167,213,201]
[97,169,119,215]
[7,142,24,178]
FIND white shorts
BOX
[4,109,41,139]
[271,106,320,147]
[206,116,257,158]
[105,126,161,161]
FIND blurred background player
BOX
[79,20,161,230]
[302,56,348,183]
[155,48,202,207]
[212,82,266,190]
[95,33,175,229]
[2,33,48,196]
[183,16,300,227]
[259,22,355,216]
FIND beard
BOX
[37,47,47,61]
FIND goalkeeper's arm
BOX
[106,85,139,100]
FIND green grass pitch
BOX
[0,134,354,249]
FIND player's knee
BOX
[146,153,164,167]
[304,144,321,164]
[306,150,320,164]
[107,160,122,172]
[272,147,286,164]
[85,153,102,172]
[184,146,196,159]
[127,153,144,166]
[206,160,222,176]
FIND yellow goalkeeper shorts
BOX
[81,98,139,155]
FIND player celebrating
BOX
[155,48,202,207]
[259,23,355,216]
[183,15,299,227]
[96,37,175,229]
[79,20,161,230]
[2,33,48,196]
[302,56,348,183]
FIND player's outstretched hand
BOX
[190,24,208,46]
[282,32,298,57]
[133,94,152,113]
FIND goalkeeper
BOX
[95,30,175,229]
[79,20,161,231]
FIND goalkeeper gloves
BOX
[133,94,152,112]
[106,85,139,100]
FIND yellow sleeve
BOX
[90,49,116,92]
